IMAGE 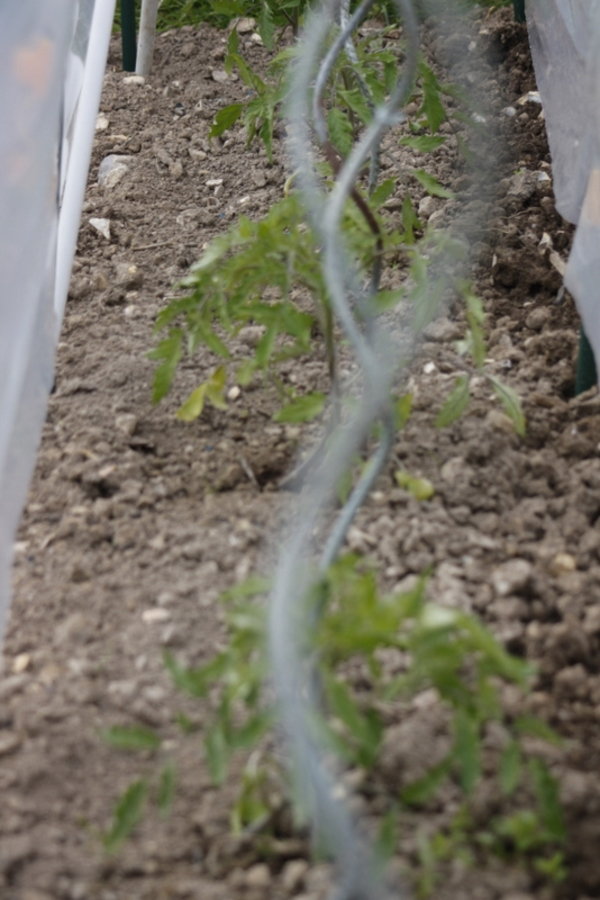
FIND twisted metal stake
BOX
[267,1,498,897]
[268,4,419,899]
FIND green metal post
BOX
[575,329,598,395]
[513,0,526,23]
[120,0,137,71]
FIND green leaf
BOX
[205,724,230,785]
[486,374,526,436]
[102,725,161,752]
[435,375,470,428]
[401,194,420,243]
[230,711,273,750]
[500,741,522,796]
[164,650,230,697]
[176,384,208,422]
[464,287,487,368]
[149,330,183,404]
[325,675,382,767]
[338,87,372,125]
[257,2,275,50]
[226,51,265,93]
[206,365,228,409]
[394,470,435,501]
[496,809,540,852]
[534,852,567,882]
[453,710,480,795]
[328,107,353,158]
[157,763,176,816]
[412,169,454,199]
[530,759,565,841]
[274,391,326,423]
[514,716,561,745]
[191,236,230,272]
[369,178,396,209]
[221,573,271,602]
[399,135,446,152]
[210,103,244,137]
[401,756,452,806]
[104,779,148,852]
[376,808,399,862]
[394,393,413,429]
[419,61,446,132]
[177,366,228,422]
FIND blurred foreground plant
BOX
[103,557,565,891]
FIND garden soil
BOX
[2,9,600,900]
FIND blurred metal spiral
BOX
[267,1,498,897]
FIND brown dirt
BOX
[2,10,600,900]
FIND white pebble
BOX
[142,608,171,624]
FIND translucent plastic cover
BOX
[0,1,114,636]
[528,1,600,376]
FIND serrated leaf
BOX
[402,194,420,243]
[205,724,229,784]
[412,169,454,199]
[376,808,399,862]
[325,675,382,767]
[221,574,271,602]
[374,288,403,311]
[104,779,148,852]
[419,61,446,132]
[230,711,273,750]
[177,384,208,422]
[206,365,228,410]
[369,178,396,209]
[486,374,526,436]
[435,375,470,428]
[530,758,565,841]
[394,393,413,428]
[102,725,161,752]
[338,87,372,125]
[514,716,561,745]
[465,287,487,368]
[149,330,183,404]
[394,470,435,500]
[274,392,326,423]
[327,107,353,158]
[177,367,228,421]
[500,740,522,796]
[453,710,480,794]
[164,650,230,698]
[227,51,265,92]
[157,763,176,816]
[400,135,446,152]
[210,103,244,137]
[257,2,275,50]
[401,756,452,806]
[191,238,230,272]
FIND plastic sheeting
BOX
[0,1,114,637]
[527,0,600,377]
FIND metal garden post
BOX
[513,0,526,23]
[120,0,137,71]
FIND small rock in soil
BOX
[491,559,533,597]
[236,17,256,33]
[244,863,272,890]
[0,833,33,874]
[97,154,133,188]
[281,859,309,892]
[0,731,21,756]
